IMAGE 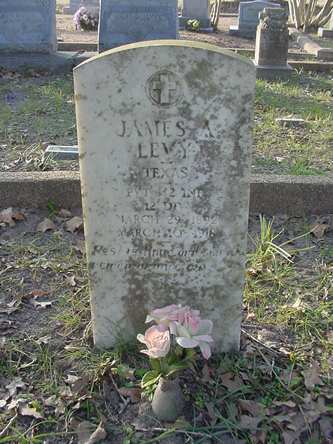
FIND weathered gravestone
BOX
[63,0,99,15]
[179,0,213,31]
[98,0,178,52]
[229,0,280,38]
[74,40,256,351]
[318,12,333,38]
[253,8,292,79]
[0,0,56,53]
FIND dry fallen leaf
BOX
[205,401,217,426]
[0,208,25,227]
[74,239,86,255]
[6,377,25,397]
[319,416,333,441]
[247,267,261,277]
[239,414,262,431]
[201,363,212,383]
[59,385,73,400]
[0,305,19,315]
[290,296,307,311]
[0,388,10,409]
[7,398,26,410]
[65,217,83,233]
[118,387,141,403]
[22,289,50,306]
[252,430,267,444]
[0,399,7,408]
[55,398,66,416]
[58,209,72,218]
[66,275,77,287]
[36,218,56,233]
[30,289,49,298]
[66,374,80,385]
[20,405,44,419]
[66,375,89,396]
[282,430,299,444]
[77,421,107,444]
[44,395,57,407]
[238,399,265,417]
[302,362,323,390]
[30,298,53,309]
[310,223,330,239]
[273,400,296,409]
[220,372,244,391]
[36,335,51,345]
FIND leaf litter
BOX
[0,210,332,443]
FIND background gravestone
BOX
[0,0,56,53]
[74,40,255,352]
[98,0,178,52]
[318,12,333,38]
[179,0,213,31]
[254,8,292,79]
[229,0,280,38]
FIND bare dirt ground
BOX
[56,12,304,54]
[56,14,256,49]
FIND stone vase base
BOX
[152,377,185,422]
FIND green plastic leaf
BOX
[149,358,161,372]
[141,370,161,389]
[165,362,190,378]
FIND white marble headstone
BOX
[74,40,255,351]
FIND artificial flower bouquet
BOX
[137,304,214,393]
[73,7,99,31]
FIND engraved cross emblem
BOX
[152,73,177,105]
[147,70,182,107]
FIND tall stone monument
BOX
[98,0,178,52]
[0,0,56,53]
[74,40,255,352]
[253,8,293,79]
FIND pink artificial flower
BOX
[146,304,201,334]
[178,306,201,332]
[175,319,214,359]
[137,324,170,358]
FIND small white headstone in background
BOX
[74,40,255,351]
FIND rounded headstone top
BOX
[74,39,255,72]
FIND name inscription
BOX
[89,115,222,276]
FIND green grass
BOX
[0,75,76,171]
[0,71,333,175]
[253,72,333,175]
[245,216,333,369]
[310,34,333,49]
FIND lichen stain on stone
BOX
[73,43,255,350]
[184,59,220,100]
